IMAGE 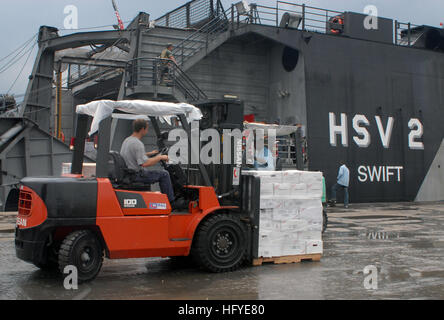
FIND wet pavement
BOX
[1,202,444,300]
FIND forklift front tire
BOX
[58,230,104,282]
[192,213,247,273]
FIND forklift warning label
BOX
[149,203,167,210]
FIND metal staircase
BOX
[125,57,206,101]
[125,0,231,103]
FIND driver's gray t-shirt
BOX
[120,136,148,171]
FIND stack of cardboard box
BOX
[243,170,323,257]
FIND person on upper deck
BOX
[159,43,177,85]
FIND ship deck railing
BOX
[394,21,422,46]
[155,0,426,49]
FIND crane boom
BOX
[111,0,125,30]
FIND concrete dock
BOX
[1,202,443,299]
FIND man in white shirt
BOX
[254,136,276,171]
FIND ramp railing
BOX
[168,1,229,66]
[155,0,225,29]
[394,21,421,46]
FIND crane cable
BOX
[0,33,37,64]
[0,38,37,75]
[6,42,38,95]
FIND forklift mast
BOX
[193,99,244,201]
[71,114,89,174]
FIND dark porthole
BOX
[282,46,299,72]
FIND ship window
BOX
[282,46,299,72]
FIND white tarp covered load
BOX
[243,122,299,136]
[76,99,203,136]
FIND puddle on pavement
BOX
[420,270,444,278]
[345,215,410,220]
[406,239,436,249]
[385,206,419,211]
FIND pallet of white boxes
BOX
[242,170,323,266]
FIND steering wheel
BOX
[159,146,169,155]
[159,146,170,169]
[157,145,188,196]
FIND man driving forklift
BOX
[120,118,186,209]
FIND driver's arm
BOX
[146,150,159,157]
[141,154,168,168]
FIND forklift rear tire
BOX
[192,213,247,273]
[58,230,103,282]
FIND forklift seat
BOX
[108,151,151,191]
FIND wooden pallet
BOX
[252,253,321,266]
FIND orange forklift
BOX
[15,100,260,282]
